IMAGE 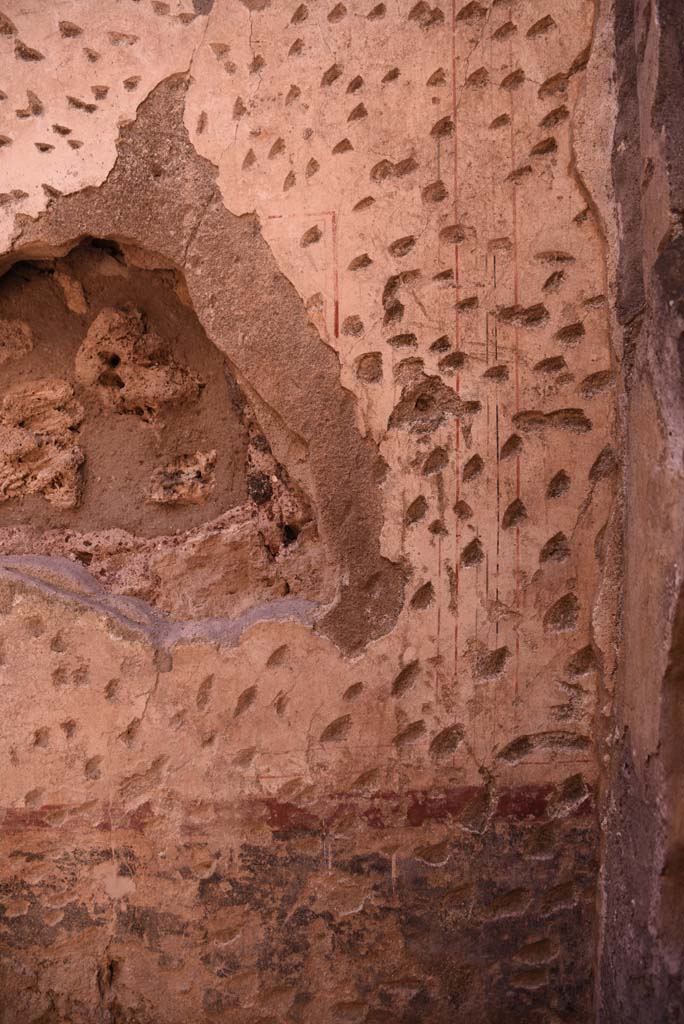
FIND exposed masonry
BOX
[0,240,332,621]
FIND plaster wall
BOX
[0,1,629,1021]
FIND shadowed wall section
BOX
[598,1,684,1018]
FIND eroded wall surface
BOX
[598,0,684,1019]
[0,2,616,1022]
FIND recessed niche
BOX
[0,238,333,619]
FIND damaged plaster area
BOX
[0,239,333,621]
[1,74,405,652]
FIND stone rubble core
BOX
[0,239,336,624]
[75,306,203,421]
[0,378,84,509]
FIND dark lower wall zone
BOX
[0,785,597,1024]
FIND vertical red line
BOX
[332,210,339,338]
[508,6,520,700]
[452,0,461,689]
[436,532,442,702]
[488,26,499,757]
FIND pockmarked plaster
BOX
[0,2,618,1021]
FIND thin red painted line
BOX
[436,532,442,702]
[266,210,336,218]
[452,0,461,689]
[508,6,521,701]
[332,210,339,338]
[266,209,339,341]
[451,6,461,356]
[511,760,593,767]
